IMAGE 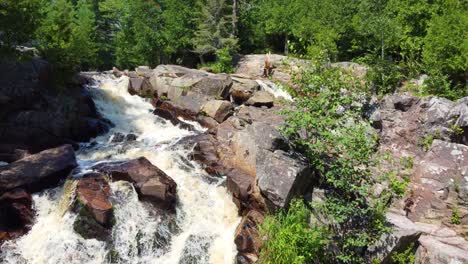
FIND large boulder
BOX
[229,75,259,104]
[235,54,307,85]
[75,173,113,226]
[0,145,77,194]
[0,58,109,152]
[73,173,113,241]
[371,212,468,264]
[216,106,313,211]
[245,91,274,108]
[201,100,233,123]
[0,188,34,246]
[149,65,233,100]
[93,157,177,210]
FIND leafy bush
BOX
[259,200,329,264]
[451,206,461,225]
[391,243,416,264]
[260,57,400,263]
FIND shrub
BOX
[261,56,400,263]
[259,200,329,264]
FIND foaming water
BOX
[1,74,240,264]
[256,79,293,102]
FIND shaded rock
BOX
[234,210,264,257]
[76,173,113,226]
[257,150,313,209]
[111,133,125,143]
[73,204,111,241]
[230,75,259,104]
[0,146,29,163]
[201,100,233,123]
[128,76,154,97]
[196,115,219,130]
[393,93,420,112]
[93,157,177,210]
[0,189,33,246]
[125,134,137,141]
[178,234,212,264]
[189,134,225,175]
[0,145,77,193]
[153,107,195,131]
[245,91,274,108]
[0,58,109,152]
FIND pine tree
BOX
[192,0,238,63]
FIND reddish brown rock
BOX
[93,157,177,210]
[76,173,113,226]
[0,189,34,246]
[0,145,77,194]
[235,210,265,264]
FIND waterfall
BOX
[1,75,240,264]
[256,79,294,102]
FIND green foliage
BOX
[267,57,399,263]
[422,0,468,93]
[259,199,329,264]
[35,0,98,77]
[199,47,235,73]
[451,206,461,225]
[418,134,434,152]
[192,0,238,63]
[400,156,414,170]
[391,243,416,264]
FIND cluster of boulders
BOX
[368,93,468,263]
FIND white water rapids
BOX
[0,75,240,264]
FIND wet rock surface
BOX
[93,157,177,211]
[0,145,77,193]
[0,189,33,247]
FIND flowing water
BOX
[0,75,240,264]
[256,79,293,102]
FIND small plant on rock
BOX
[451,206,461,225]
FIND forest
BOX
[0,0,466,99]
[0,1,467,264]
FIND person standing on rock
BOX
[262,52,275,78]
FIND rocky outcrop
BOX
[73,173,113,241]
[374,93,468,263]
[245,91,274,108]
[0,189,33,246]
[235,54,307,85]
[93,157,177,210]
[0,145,77,194]
[201,100,233,123]
[147,65,232,101]
[0,58,109,153]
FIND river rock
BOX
[216,106,313,211]
[75,173,113,226]
[149,65,232,100]
[0,145,77,194]
[235,210,264,264]
[73,173,113,241]
[229,75,259,104]
[128,75,154,97]
[245,91,274,108]
[201,100,233,123]
[93,157,177,210]
[0,188,33,246]
[153,107,195,131]
[235,54,307,85]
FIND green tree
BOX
[192,0,238,63]
[422,0,467,97]
[36,0,98,73]
[0,0,41,51]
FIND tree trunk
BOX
[231,0,237,38]
[199,54,205,65]
[284,34,289,55]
